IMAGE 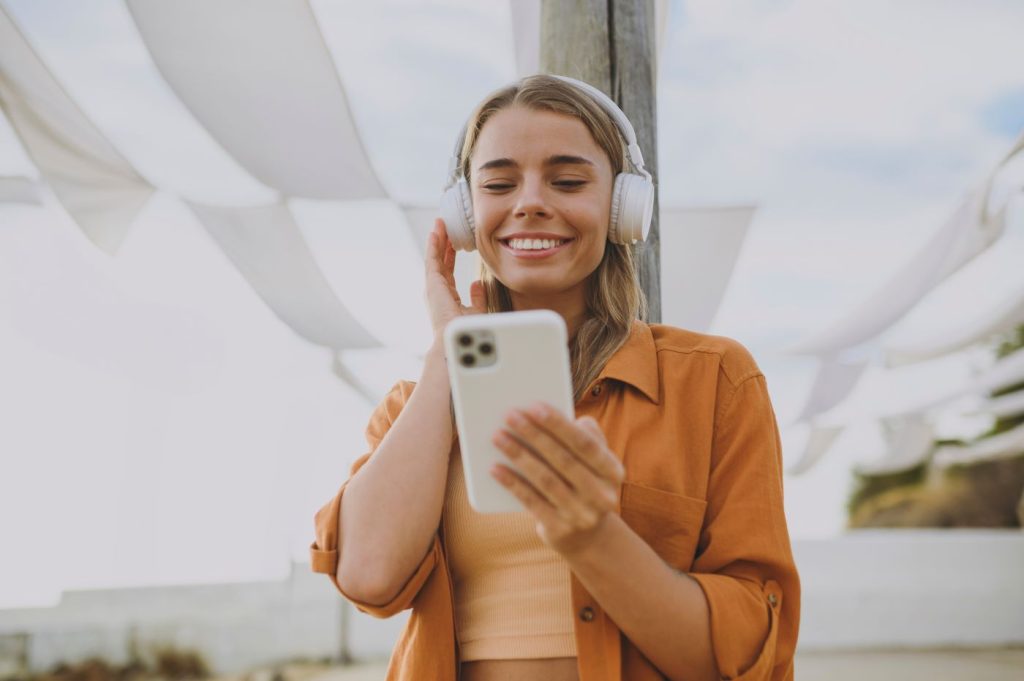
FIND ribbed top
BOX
[442,450,577,661]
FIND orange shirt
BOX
[311,320,800,681]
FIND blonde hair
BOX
[459,75,647,403]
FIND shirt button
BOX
[768,593,778,607]
[579,606,595,622]
[590,383,602,397]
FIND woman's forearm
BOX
[336,339,453,604]
[563,514,719,681]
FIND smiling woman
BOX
[310,74,800,681]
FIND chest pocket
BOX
[620,482,707,571]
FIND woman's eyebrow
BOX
[476,155,595,172]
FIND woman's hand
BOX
[425,218,486,338]
[491,403,626,556]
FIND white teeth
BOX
[508,238,566,250]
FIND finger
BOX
[491,462,563,530]
[443,239,456,275]
[577,415,607,445]
[504,410,617,513]
[493,429,598,524]
[425,220,445,274]
[524,404,625,483]
[469,279,486,312]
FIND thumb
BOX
[469,279,487,312]
[577,415,606,443]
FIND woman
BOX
[311,74,800,681]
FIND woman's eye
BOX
[554,180,586,189]
[483,184,513,191]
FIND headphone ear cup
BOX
[439,177,477,251]
[608,173,655,244]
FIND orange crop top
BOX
[442,449,577,661]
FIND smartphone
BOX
[444,310,576,513]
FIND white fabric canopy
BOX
[884,281,1024,368]
[790,190,1007,356]
[0,5,153,253]
[812,347,1024,429]
[660,205,754,332]
[188,200,379,350]
[934,420,1024,467]
[0,174,40,204]
[790,132,1023,357]
[792,356,869,424]
[127,0,385,200]
[786,424,844,476]
[963,390,1024,421]
[975,347,1024,396]
[853,413,935,476]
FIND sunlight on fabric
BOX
[0,4,152,253]
[1,0,274,205]
[290,199,434,354]
[661,205,754,332]
[188,200,380,350]
[127,0,385,200]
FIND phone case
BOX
[444,310,575,513]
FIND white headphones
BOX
[439,74,655,252]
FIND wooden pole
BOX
[540,0,661,323]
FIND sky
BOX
[1,0,1023,609]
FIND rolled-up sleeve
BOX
[309,380,440,618]
[689,372,800,681]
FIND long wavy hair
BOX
[458,75,648,403]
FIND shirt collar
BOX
[596,320,660,404]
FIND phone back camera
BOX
[455,329,497,369]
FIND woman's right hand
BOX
[425,218,486,339]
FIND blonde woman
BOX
[311,74,800,681]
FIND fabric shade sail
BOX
[127,0,386,200]
[0,175,41,204]
[786,424,844,476]
[0,5,154,254]
[963,390,1024,421]
[884,281,1024,368]
[188,200,379,350]
[659,205,754,332]
[789,190,1008,357]
[853,413,935,476]
[934,420,1024,467]
[789,132,1023,358]
[792,356,869,425]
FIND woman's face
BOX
[469,105,615,303]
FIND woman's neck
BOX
[508,290,587,338]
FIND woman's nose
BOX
[513,177,551,219]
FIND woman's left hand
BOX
[491,402,625,556]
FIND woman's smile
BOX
[498,233,576,260]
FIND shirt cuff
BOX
[690,573,784,681]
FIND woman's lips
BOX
[499,238,574,259]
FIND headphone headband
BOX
[445,74,652,188]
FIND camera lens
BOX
[460,354,476,367]
[458,334,473,347]
[478,342,493,355]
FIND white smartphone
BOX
[444,310,576,514]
